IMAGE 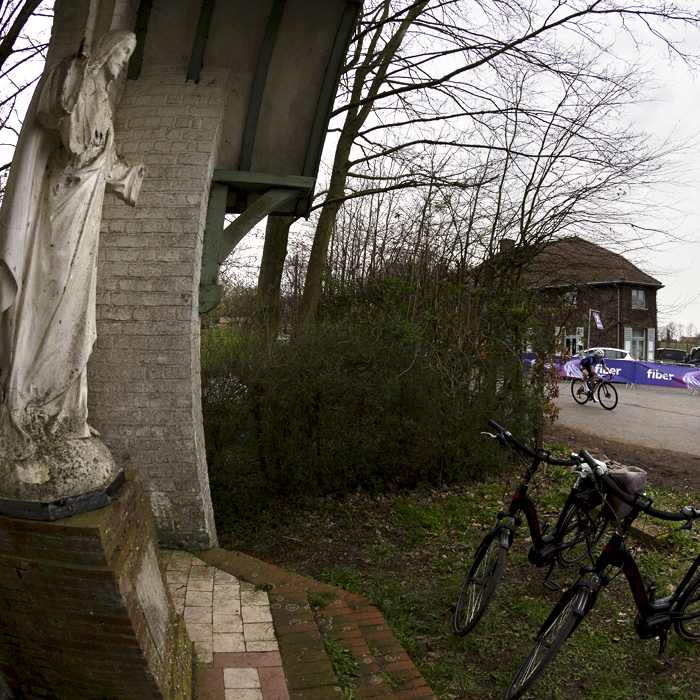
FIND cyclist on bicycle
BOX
[579,349,609,401]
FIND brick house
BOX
[524,237,662,360]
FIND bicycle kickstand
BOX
[542,559,560,591]
[658,631,674,670]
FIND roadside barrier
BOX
[523,355,700,394]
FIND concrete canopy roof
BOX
[129,0,360,217]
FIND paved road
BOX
[554,381,700,456]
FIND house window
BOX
[631,289,646,309]
[564,290,577,306]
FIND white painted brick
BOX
[91,66,227,549]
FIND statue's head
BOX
[91,30,137,80]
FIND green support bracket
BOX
[220,188,300,262]
[199,183,228,314]
[198,185,301,314]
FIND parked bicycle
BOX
[505,449,700,700]
[571,371,618,410]
[453,421,608,637]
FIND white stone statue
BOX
[0,30,144,503]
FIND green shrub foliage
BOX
[201,284,546,508]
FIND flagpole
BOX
[588,308,591,348]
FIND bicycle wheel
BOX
[674,573,700,640]
[597,382,618,410]
[505,590,583,700]
[453,532,507,636]
[555,500,608,567]
[571,379,589,405]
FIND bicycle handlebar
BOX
[487,420,579,467]
[578,450,694,522]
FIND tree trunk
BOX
[298,132,354,323]
[257,215,293,330]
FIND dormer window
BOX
[631,289,646,309]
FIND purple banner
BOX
[560,358,633,383]
[523,354,700,390]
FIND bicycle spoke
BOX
[675,575,700,640]
[506,594,580,700]
[454,533,507,636]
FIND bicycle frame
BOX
[586,528,700,638]
[489,452,550,549]
[491,454,598,567]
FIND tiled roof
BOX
[525,236,662,289]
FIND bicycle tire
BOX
[505,590,584,700]
[597,382,618,410]
[453,532,507,636]
[674,572,700,641]
[571,379,589,405]
[555,500,608,567]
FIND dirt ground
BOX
[544,422,700,494]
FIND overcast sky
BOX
[634,69,700,332]
[605,25,700,332]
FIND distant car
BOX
[655,347,688,365]
[573,347,635,361]
[686,346,700,366]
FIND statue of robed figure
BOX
[0,30,144,513]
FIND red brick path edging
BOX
[197,548,437,700]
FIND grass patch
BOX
[308,590,336,607]
[321,634,360,699]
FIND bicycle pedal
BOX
[543,579,560,591]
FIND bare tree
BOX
[293,0,700,323]
[0,1,53,179]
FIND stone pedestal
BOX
[0,471,192,700]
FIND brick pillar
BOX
[90,66,226,548]
[0,472,192,700]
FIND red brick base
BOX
[0,471,192,700]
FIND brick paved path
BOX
[162,548,437,700]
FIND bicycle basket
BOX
[594,456,647,519]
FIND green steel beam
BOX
[240,0,287,171]
[187,0,217,82]
[296,1,361,215]
[219,188,300,263]
[127,0,154,80]
[212,170,315,195]
[302,1,361,178]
